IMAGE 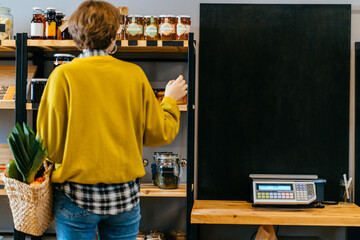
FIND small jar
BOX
[156,153,184,189]
[176,15,191,40]
[45,7,57,39]
[31,7,44,39]
[60,17,72,40]
[168,230,186,240]
[143,15,158,40]
[31,79,47,103]
[116,15,126,40]
[0,6,13,40]
[148,230,166,240]
[54,53,75,68]
[158,15,177,40]
[56,11,64,40]
[125,15,144,40]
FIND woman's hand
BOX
[164,75,188,102]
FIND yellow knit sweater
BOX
[37,56,180,184]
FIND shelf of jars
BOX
[0,39,188,52]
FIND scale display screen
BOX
[257,184,293,191]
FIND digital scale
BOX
[250,174,326,205]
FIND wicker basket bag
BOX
[1,163,54,236]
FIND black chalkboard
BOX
[198,4,350,201]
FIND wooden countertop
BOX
[191,200,360,227]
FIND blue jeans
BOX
[53,189,141,240]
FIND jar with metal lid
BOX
[54,53,75,68]
[31,78,48,103]
[158,15,177,40]
[144,15,158,40]
[45,7,57,39]
[0,5,13,40]
[168,230,186,240]
[31,7,44,39]
[176,15,191,40]
[59,17,72,40]
[156,153,186,189]
[152,152,173,186]
[147,230,166,240]
[125,15,144,40]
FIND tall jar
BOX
[176,15,191,40]
[45,8,57,39]
[31,7,44,39]
[143,15,158,40]
[156,153,186,189]
[0,6,13,40]
[125,15,143,40]
[158,15,176,40]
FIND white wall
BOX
[1,0,360,239]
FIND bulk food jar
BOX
[158,15,177,40]
[151,152,173,186]
[143,15,158,40]
[155,153,186,189]
[125,15,144,40]
[0,5,13,40]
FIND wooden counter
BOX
[191,200,360,227]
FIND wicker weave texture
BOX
[1,165,54,236]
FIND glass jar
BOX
[56,11,64,40]
[45,7,57,39]
[31,78,47,103]
[158,15,177,40]
[54,53,75,68]
[0,6,13,40]
[152,152,173,186]
[156,153,185,189]
[125,15,144,40]
[116,15,126,40]
[31,7,44,39]
[176,15,191,40]
[60,17,72,40]
[147,230,166,240]
[168,230,186,240]
[144,15,158,40]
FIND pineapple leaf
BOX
[7,123,47,183]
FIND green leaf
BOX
[7,123,48,184]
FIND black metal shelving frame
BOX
[13,33,196,240]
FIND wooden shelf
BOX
[0,182,186,197]
[191,200,360,227]
[140,183,186,197]
[25,103,187,111]
[0,65,37,85]
[0,40,188,52]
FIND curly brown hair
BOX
[69,0,121,50]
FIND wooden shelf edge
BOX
[0,100,15,109]
[191,200,360,227]
[140,183,186,197]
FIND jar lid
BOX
[47,7,56,11]
[144,15,158,18]
[33,7,43,11]
[54,53,75,58]
[31,78,48,82]
[56,11,63,14]
[0,7,10,12]
[177,15,191,18]
[157,153,179,160]
[159,15,176,18]
[127,14,143,18]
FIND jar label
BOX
[45,22,57,37]
[0,24,5,33]
[127,23,141,36]
[31,23,44,37]
[145,24,157,37]
[177,23,188,36]
[159,23,175,36]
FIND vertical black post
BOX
[186,32,197,240]
[349,42,360,240]
[15,33,28,125]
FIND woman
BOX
[36,1,187,239]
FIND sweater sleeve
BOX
[143,74,181,147]
[36,68,69,163]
